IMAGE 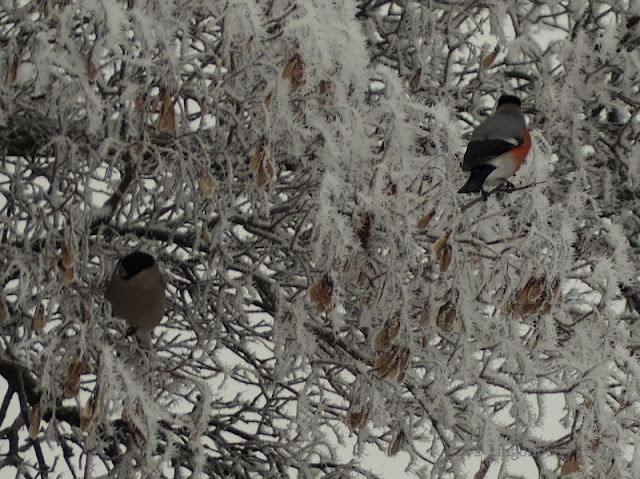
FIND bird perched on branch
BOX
[105,251,166,347]
[458,95,532,195]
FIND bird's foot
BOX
[502,181,516,192]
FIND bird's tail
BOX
[458,165,495,194]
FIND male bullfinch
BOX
[104,251,166,346]
[458,95,532,194]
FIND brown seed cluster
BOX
[249,142,275,187]
[282,51,305,93]
[309,275,334,313]
[345,407,369,431]
[434,232,452,273]
[373,345,410,382]
[505,273,559,317]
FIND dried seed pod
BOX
[417,210,435,230]
[374,314,401,351]
[436,301,456,332]
[474,459,490,479]
[250,142,274,187]
[356,213,374,249]
[395,347,410,383]
[249,144,265,173]
[134,93,147,112]
[156,88,176,135]
[560,453,582,476]
[388,430,405,456]
[508,273,553,317]
[439,243,452,273]
[386,314,401,341]
[525,275,546,302]
[0,293,8,322]
[409,68,421,92]
[318,80,330,105]
[345,408,369,431]
[282,54,305,92]
[5,58,17,85]
[386,182,397,195]
[374,346,410,382]
[434,232,450,257]
[81,387,101,433]
[256,160,274,187]
[419,303,430,325]
[60,243,74,270]
[197,169,215,198]
[309,275,334,313]
[373,328,391,352]
[480,46,500,70]
[29,406,41,440]
[87,55,98,81]
[62,266,74,285]
[373,348,396,379]
[31,304,46,332]
[64,354,91,398]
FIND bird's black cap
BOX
[497,94,521,107]
[119,251,156,279]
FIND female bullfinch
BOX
[104,251,166,346]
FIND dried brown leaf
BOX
[419,303,430,325]
[388,431,405,456]
[480,46,500,70]
[81,388,101,433]
[345,409,368,431]
[439,244,452,273]
[156,88,176,135]
[474,459,490,479]
[309,275,334,313]
[417,210,435,230]
[436,302,456,332]
[134,93,147,112]
[256,160,274,187]
[374,315,400,351]
[29,406,41,440]
[250,144,265,173]
[356,212,374,249]
[197,169,215,198]
[560,453,582,476]
[61,242,74,269]
[87,55,98,81]
[64,354,91,398]
[5,59,17,85]
[31,304,45,332]
[282,54,305,92]
[0,293,8,323]
[373,329,391,352]
[62,266,74,285]
[373,349,395,378]
[409,68,421,92]
[434,232,450,257]
[395,347,410,383]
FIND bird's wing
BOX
[462,105,526,171]
[461,136,523,171]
